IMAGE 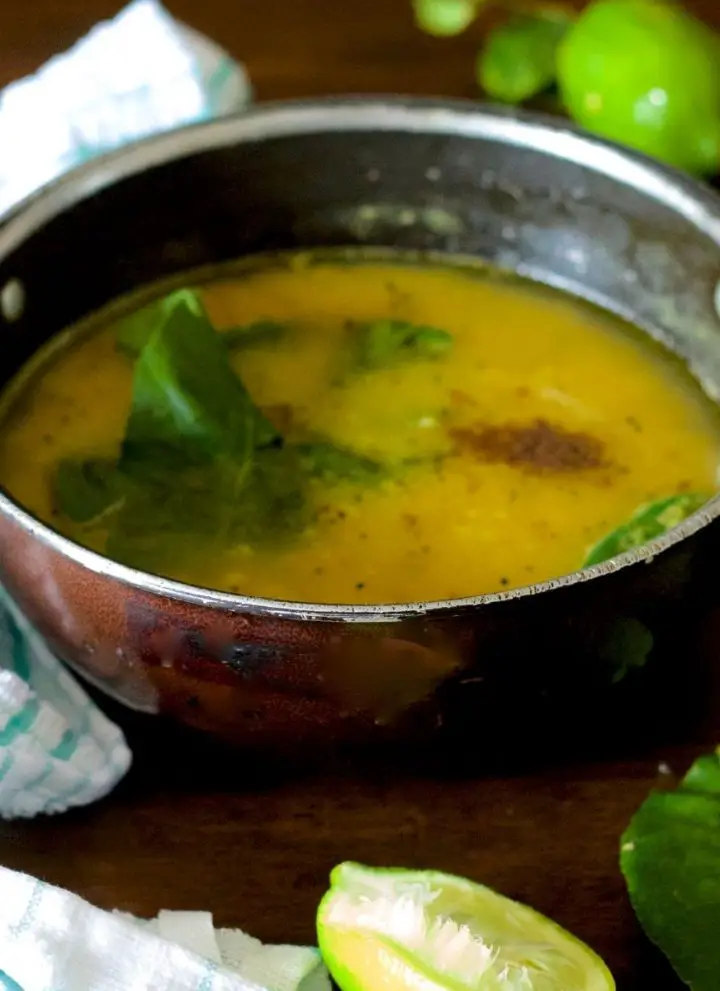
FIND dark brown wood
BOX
[0,718,701,991]
[1,1,719,989]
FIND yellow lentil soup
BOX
[0,253,718,604]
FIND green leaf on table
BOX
[52,458,126,524]
[582,492,710,568]
[477,11,572,104]
[683,751,720,794]
[412,0,485,37]
[120,293,278,479]
[621,748,720,991]
[351,319,453,372]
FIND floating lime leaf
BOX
[413,0,484,37]
[52,458,126,524]
[583,492,710,568]
[115,289,204,359]
[121,295,277,479]
[105,448,310,574]
[352,319,453,371]
[119,308,286,360]
[298,442,386,485]
[478,11,572,104]
[105,462,239,574]
[621,748,720,991]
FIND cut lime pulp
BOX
[317,863,615,991]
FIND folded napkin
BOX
[0,588,131,818]
[0,0,251,818]
[0,0,251,215]
[0,866,330,991]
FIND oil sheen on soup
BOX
[0,253,718,605]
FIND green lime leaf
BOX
[478,12,572,104]
[297,442,386,485]
[621,748,720,991]
[105,462,239,574]
[557,0,720,175]
[52,458,126,524]
[115,289,204,359]
[352,319,453,371]
[106,446,309,575]
[583,492,709,568]
[118,301,286,360]
[105,293,302,574]
[121,294,277,479]
[682,751,720,795]
[318,862,615,991]
[412,0,483,37]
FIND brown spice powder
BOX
[450,418,606,473]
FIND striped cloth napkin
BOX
[0,866,330,991]
[0,0,250,818]
[0,587,130,818]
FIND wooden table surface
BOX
[1,1,720,988]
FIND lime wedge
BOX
[317,863,615,991]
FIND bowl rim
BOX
[2,94,720,623]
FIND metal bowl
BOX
[2,98,720,760]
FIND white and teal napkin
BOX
[0,588,131,818]
[0,0,251,819]
[0,0,251,215]
[0,866,330,991]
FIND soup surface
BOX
[1,253,718,604]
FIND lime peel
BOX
[318,863,615,991]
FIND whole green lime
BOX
[557,0,720,175]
